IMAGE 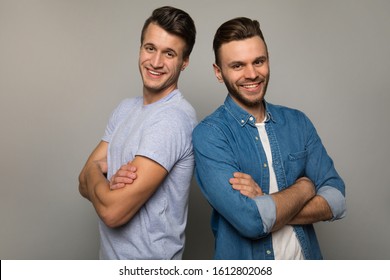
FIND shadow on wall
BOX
[183,178,214,259]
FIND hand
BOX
[229,172,263,198]
[110,161,137,190]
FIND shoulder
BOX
[266,102,311,124]
[267,102,304,116]
[196,105,229,128]
[168,93,197,121]
[109,97,142,121]
[115,97,142,112]
[266,102,318,141]
[153,96,197,130]
[193,105,232,142]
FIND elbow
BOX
[237,220,267,239]
[102,219,123,229]
[228,211,267,239]
[78,173,88,199]
[99,211,122,228]
[98,207,130,228]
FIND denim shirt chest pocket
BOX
[286,150,308,183]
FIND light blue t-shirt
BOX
[100,89,197,259]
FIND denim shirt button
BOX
[263,163,268,168]
[241,120,245,124]
[266,250,272,255]
[249,117,254,121]
[255,136,259,141]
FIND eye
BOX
[231,64,243,70]
[144,45,155,53]
[254,58,266,66]
[166,51,175,58]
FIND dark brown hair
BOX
[213,17,267,66]
[141,6,196,59]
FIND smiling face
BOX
[214,36,270,119]
[139,23,189,104]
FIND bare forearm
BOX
[87,164,110,201]
[270,178,315,232]
[78,166,92,199]
[79,141,109,200]
[80,155,168,228]
[80,162,127,225]
[79,161,110,202]
[288,195,333,225]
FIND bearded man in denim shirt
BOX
[192,17,346,260]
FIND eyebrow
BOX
[228,55,267,66]
[143,43,178,56]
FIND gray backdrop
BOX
[1,0,389,260]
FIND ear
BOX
[213,63,224,83]
[181,57,190,71]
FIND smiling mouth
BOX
[242,83,259,88]
[240,82,262,90]
[148,69,163,76]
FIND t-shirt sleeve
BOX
[136,109,194,172]
[102,99,133,143]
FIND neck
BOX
[250,103,266,123]
[238,99,265,123]
[142,87,176,105]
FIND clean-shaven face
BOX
[214,36,270,110]
[139,23,188,102]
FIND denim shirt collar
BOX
[223,94,275,127]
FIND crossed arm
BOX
[78,140,167,228]
[230,172,333,232]
[80,141,331,231]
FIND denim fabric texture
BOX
[193,95,346,259]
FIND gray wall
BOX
[1,0,389,260]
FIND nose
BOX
[150,52,163,68]
[244,65,258,80]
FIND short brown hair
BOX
[141,6,196,59]
[213,17,267,66]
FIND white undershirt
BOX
[256,121,305,260]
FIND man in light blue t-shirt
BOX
[78,6,197,259]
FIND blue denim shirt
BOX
[193,95,346,259]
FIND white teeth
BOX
[149,70,162,76]
[242,84,258,88]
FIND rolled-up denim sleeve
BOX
[317,186,346,220]
[303,113,346,221]
[252,195,276,233]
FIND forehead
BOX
[219,36,268,63]
[142,23,186,52]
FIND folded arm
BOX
[79,141,167,228]
[288,195,332,225]
[231,173,317,232]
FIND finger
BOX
[115,170,136,179]
[239,188,263,198]
[231,181,263,195]
[233,172,252,179]
[241,190,263,198]
[112,177,134,184]
[231,183,249,191]
[123,165,137,172]
[124,161,137,172]
[110,183,125,190]
[239,190,255,198]
[230,177,251,186]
